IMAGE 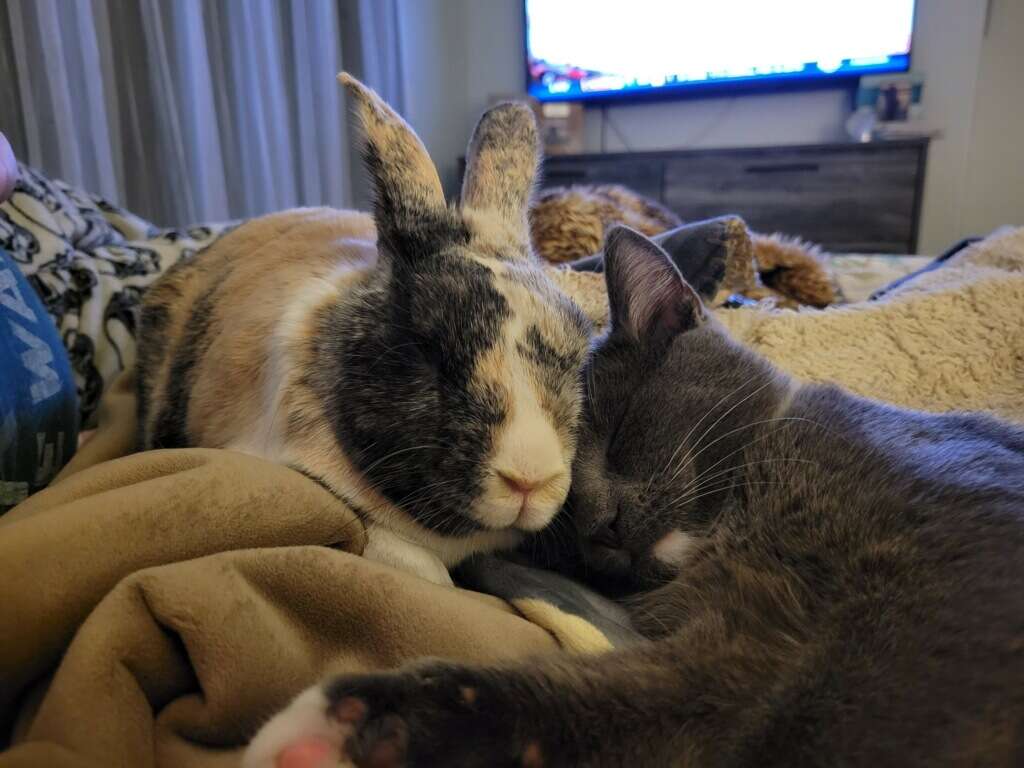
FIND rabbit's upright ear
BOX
[460,102,540,234]
[339,73,446,248]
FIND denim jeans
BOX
[0,248,78,511]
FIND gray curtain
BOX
[357,0,404,112]
[0,0,405,226]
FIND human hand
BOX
[0,132,18,203]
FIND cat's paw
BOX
[246,661,545,768]
[242,686,357,768]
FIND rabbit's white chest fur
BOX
[362,527,454,586]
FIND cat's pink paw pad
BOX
[276,736,338,768]
[243,686,355,768]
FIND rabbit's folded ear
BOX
[460,102,540,232]
[338,73,447,245]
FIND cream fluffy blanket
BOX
[552,226,1024,424]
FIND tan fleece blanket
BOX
[0,375,564,767]
[2,227,1023,768]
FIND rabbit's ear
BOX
[339,73,446,241]
[460,102,540,232]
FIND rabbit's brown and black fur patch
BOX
[308,254,513,537]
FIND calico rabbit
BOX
[136,74,590,586]
[247,226,1024,767]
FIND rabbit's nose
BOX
[497,470,557,497]
[491,387,566,498]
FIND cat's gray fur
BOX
[254,226,1024,767]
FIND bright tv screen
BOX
[526,0,916,102]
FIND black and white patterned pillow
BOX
[1,165,235,427]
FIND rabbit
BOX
[135,73,591,585]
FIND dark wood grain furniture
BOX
[539,139,930,254]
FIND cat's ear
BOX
[339,73,447,248]
[604,225,706,347]
[460,101,540,236]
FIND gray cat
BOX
[246,226,1024,768]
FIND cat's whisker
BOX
[668,416,823,493]
[674,456,820,506]
[682,376,775,459]
[659,378,778,491]
[668,479,791,512]
[647,374,772,493]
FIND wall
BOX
[576,0,992,255]
[395,0,469,196]
[961,0,1024,236]
[403,0,1018,254]
[910,0,988,252]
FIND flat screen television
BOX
[525,0,916,102]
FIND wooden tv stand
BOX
[540,138,930,254]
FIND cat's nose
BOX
[590,518,622,549]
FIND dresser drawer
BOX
[662,145,922,253]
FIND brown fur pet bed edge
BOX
[531,183,835,308]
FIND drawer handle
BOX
[744,162,820,174]
[545,170,587,181]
